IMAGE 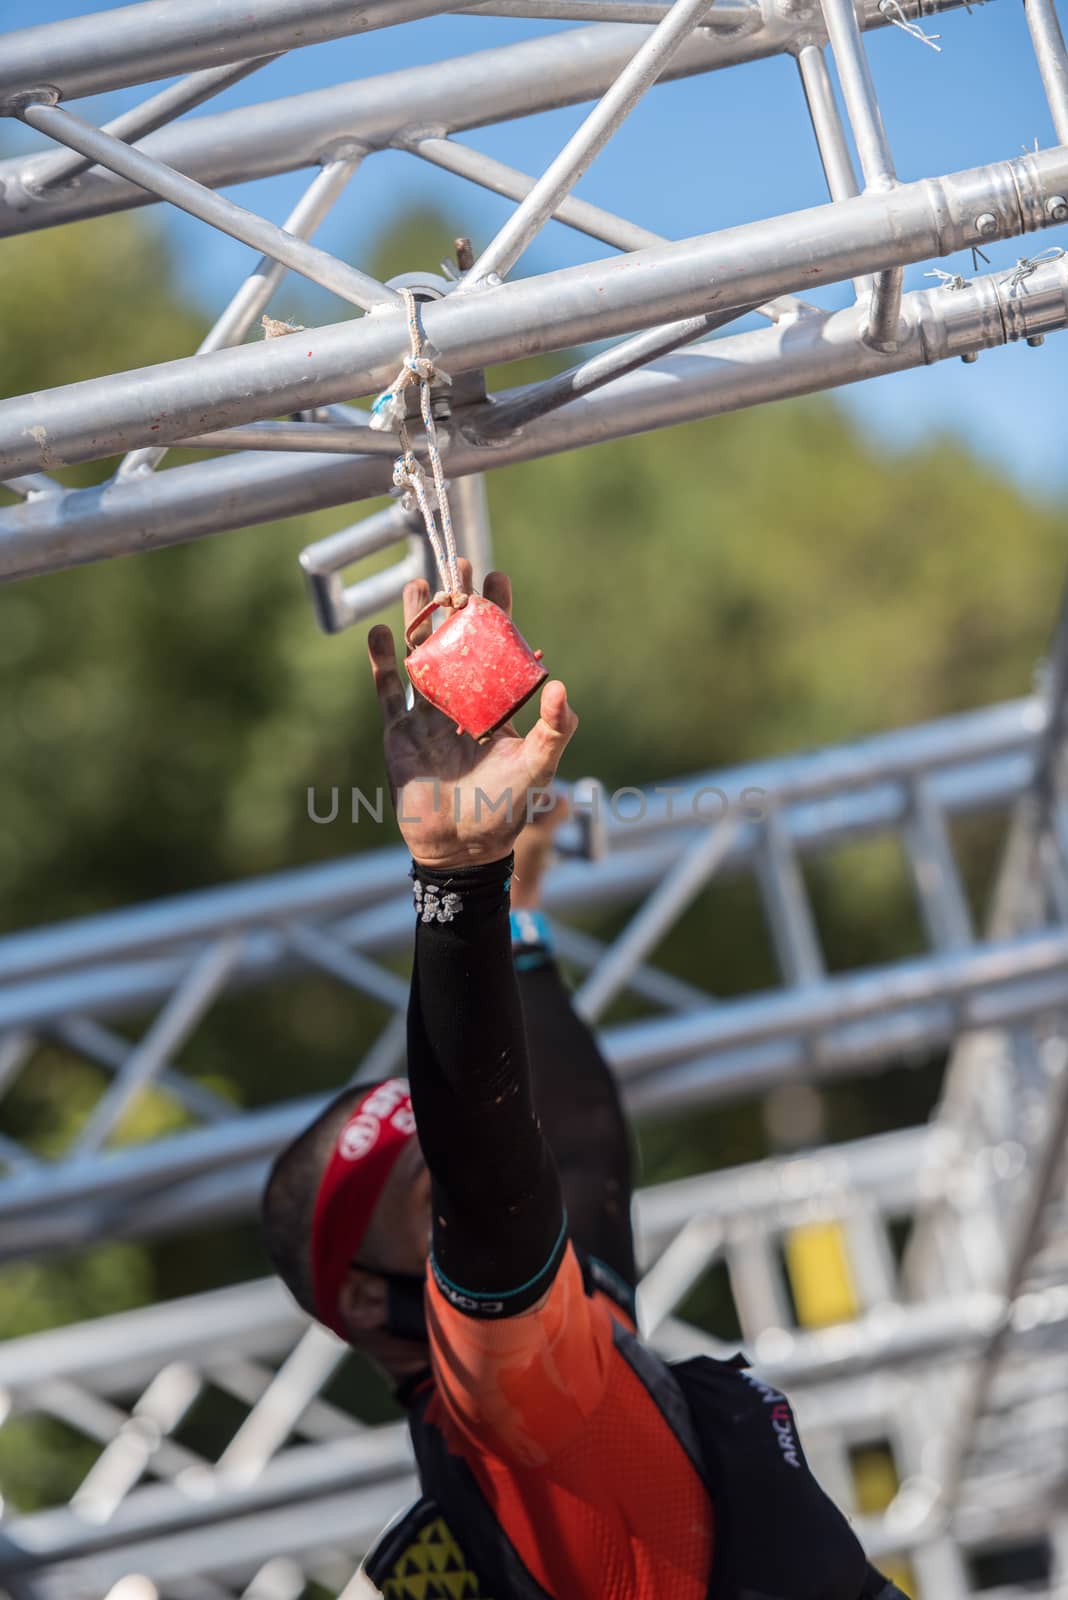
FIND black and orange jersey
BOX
[423,1246,713,1600]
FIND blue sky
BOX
[6,0,1068,498]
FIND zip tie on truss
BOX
[925,267,970,289]
[1004,247,1066,297]
[877,0,942,50]
[370,286,464,607]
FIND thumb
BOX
[522,680,579,788]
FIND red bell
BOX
[405,594,548,741]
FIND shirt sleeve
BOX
[406,855,566,1318]
[425,1242,624,1467]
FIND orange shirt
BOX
[425,1244,713,1600]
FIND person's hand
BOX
[368,563,578,870]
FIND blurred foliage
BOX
[0,203,1066,1516]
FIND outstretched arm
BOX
[368,565,579,1315]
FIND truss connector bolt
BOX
[960,349,979,363]
[1046,195,1068,222]
[1026,333,1046,346]
[974,213,999,238]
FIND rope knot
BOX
[1005,247,1065,296]
[368,287,461,599]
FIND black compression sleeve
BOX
[407,856,565,1317]
[517,957,636,1299]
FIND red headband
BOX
[310,1078,417,1336]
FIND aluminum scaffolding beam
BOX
[0,6,978,233]
[2,147,1066,479]
[4,254,1067,581]
[0,0,487,103]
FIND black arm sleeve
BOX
[517,956,636,1297]
[407,857,566,1317]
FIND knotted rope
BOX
[370,287,464,608]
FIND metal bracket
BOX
[299,502,426,634]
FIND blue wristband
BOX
[510,908,552,965]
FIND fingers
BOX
[522,679,579,788]
[367,624,408,727]
[457,557,474,596]
[482,570,512,617]
[402,577,433,649]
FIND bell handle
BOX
[404,590,471,649]
[404,598,443,649]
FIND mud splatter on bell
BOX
[406,594,547,740]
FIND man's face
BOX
[357,1134,433,1279]
[337,1138,434,1364]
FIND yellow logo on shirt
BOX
[380,1513,486,1598]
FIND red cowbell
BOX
[405,594,548,741]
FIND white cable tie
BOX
[878,0,942,49]
[925,267,969,290]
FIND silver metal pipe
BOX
[20,57,276,194]
[71,937,242,1155]
[819,0,896,187]
[610,925,1068,1078]
[1024,0,1068,145]
[51,1016,236,1126]
[0,1095,327,1226]
[795,44,861,202]
[0,0,478,103]
[15,99,397,314]
[1,244,1065,550]
[473,303,756,437]
[174,422,401,456]
[0,1429,415,1572]
[796,42,872,300]
[935,1021,1068,1517]
[867,266,905,349]
[300,504,425,632]
[405,135,663,253]
[410,137,789,329]
[0,5,982,238]
[0,702,1034,986]
[574,816,740,1020]
[449,472,495,588]
[626,968,1068,1117]
[818,0,903,344]
[2,473,60,498]
[0,851,407,987]
[459,0,736,19]
[118,155,361,481]
[463,0,719,284]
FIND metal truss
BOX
[3,1,1068,1596]
[0,692,1056,1258]
[0,652,1067,1596]
[2,0,1068,581]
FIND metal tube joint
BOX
[1,85,61,118]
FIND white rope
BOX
[370,287,463,604]
[1004,246,1066,297]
